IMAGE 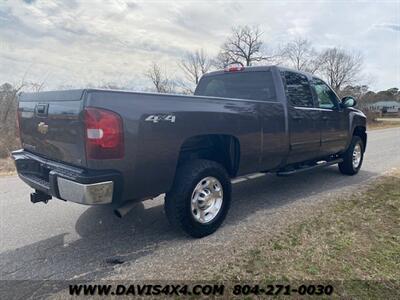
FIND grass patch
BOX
[368,120,400,130]
[217,172,400,298]
[0,157,15,175]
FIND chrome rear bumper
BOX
[57,177,113,205]
[12,150,120,205]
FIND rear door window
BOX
[281,71,314,107]
[195,71,276,101]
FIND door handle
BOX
[35,103,49,116]
[322,116,329,121]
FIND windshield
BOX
[195,71,276,101]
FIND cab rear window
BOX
[195,71,276,101]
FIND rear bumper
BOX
[57,177,113,204]
[12,150,121,205]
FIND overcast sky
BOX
[0,0,399,91]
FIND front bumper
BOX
[12,150,121,205]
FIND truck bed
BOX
[17,87,286,202]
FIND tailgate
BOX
[18,89,87,167]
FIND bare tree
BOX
[213,51,233,69]
[29,81,46,92]
[340,84,369,100]
[281,38,321,73]
[318,48,363,92]
[179,49,212,85]
[97,82,129,90]
[0,83,21,157]
[216,25,274,67]
[16,65,47,93]
[0,75,45,142]
[144,62,175,93]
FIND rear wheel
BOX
[339,136,364,175]
[165,159,231,238]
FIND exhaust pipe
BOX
[114,200,137,218]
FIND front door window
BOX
[312,78,339,109]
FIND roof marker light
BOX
[224,64,245,72]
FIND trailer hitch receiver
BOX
[30,190,52,204]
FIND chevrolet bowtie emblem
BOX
[37,122,49,134]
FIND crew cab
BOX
[13,65,367,237]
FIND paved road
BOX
[1,128,399,286]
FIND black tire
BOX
[165,159,231,238]
[339,136,364,175]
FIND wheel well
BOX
[353,126,367,151]
[177,135,240,177]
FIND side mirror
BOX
[341,96,357,108]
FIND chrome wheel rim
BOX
[191,176,223,224]
[352,143,362,169]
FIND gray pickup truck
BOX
[13,65,367,237]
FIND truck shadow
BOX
[0,166,379,296]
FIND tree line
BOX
[146,25,367,96]
[1,24,398,158]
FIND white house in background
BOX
[368,101,400,113]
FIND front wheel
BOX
[165,159,231,238]
[339,136,364,175]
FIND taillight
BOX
[84,107,124,159]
